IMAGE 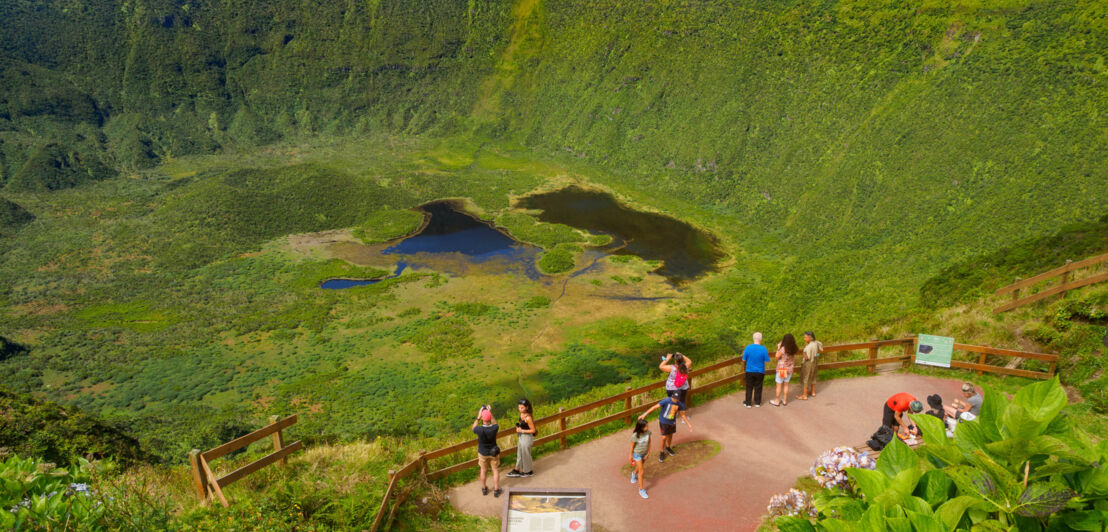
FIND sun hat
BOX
[927,394,943,409]
[909,400,923,413]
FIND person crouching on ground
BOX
[742,332,770,408]
[770,334,799,407]
[628,418,652,499]
[883,392,922,439]
[944,382,983,419]
[472,405,502,497]
[638,391,693,463]
[797,331,823,400]
[507,398,536,478]
[661,352,692,404]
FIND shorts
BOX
[659,422,676,436]
[477,453,500,469]
[632,452,645,462]
[775,368,793,383]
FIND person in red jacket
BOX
[883,392,922,437]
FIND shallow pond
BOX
[515,186,724,283]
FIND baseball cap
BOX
[480,409,492,422]
[909,401,923,413]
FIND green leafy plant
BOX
[777,378,1108,531]
[0,455,108,531]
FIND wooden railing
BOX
[994,252,1108,313]
[365,336,1056,531]
[189,415,303,507]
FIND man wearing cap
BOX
[797,331,823,400]
[945,382,983,419]
[638,391,693,463]
[883,392,923,438]
[472,405,502,497]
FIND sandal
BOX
[769,400,780,407]
[482,486,489,496]
[494,488,503,498]
[797,395,809,401]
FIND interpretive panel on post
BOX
[916,334,955,368]
[501,488,590,532]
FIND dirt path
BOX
[448,373,965,531]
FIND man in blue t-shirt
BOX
[639,391,693,463]
[742,332,770,408]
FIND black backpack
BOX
[867,425,895,451]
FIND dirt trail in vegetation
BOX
[448,373,964,531]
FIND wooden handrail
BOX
[994,272,1108,314]
[203,415,298,462]
[191,414,301,508]
[370,337,1058,531]
[995,252,1108,295]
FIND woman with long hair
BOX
[506,398,537,477]
[627,418,652,499]
[660,352,692,404]
[770,334,798,407]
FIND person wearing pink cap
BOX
[472,405,502,497]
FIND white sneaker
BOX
[630,473,637,484]
[639,489,649,499]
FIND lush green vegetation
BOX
[0,0,1105,529]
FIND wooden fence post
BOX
[624,387,633,426]
[1012,277,1021,302]
[269,415,287,466]
[558,407,567,449]
[868,346,878,374]
[188,449,208,501]
[977,348,988,377]
[418,451,427,477]
[902,339,914,369]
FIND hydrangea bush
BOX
[767,488,816,518]
[809,446,875,491]
[1,455,107,530]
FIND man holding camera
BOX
[472,405,502,497]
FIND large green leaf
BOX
[1000,403,1050,441]
[776,516,816,532]
[969,519,1014,531]
[986,435,1078,469]
[936,496,983,530]
[945,465,1002,512]
[1059,510,1108,531]
[975,385,1006,442]
[1077,466,1108,498]
[906,510,947,532]
[860,505,888,532]
[850,467,891,501]
[1012,378,1066,424]
[818,518,858,532]
[878,437,921,479]
[955,419,989,455]
[911,414,950,448]
[815,493,867,521]
[885,516,913,532]
[915,470,955,507]
[1014,482,1076,517]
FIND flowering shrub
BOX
[1,455,107,530]
[809,446,875,491]
[766,488,815,518]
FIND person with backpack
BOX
[638,391,693,463]
[472,405,502,497]
[506,398,536,478]
[660,352,692,404]
[742,332,770,408]
[627,418,652,499]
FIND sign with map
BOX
[916,334,955,368]
[502,488,590,532]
